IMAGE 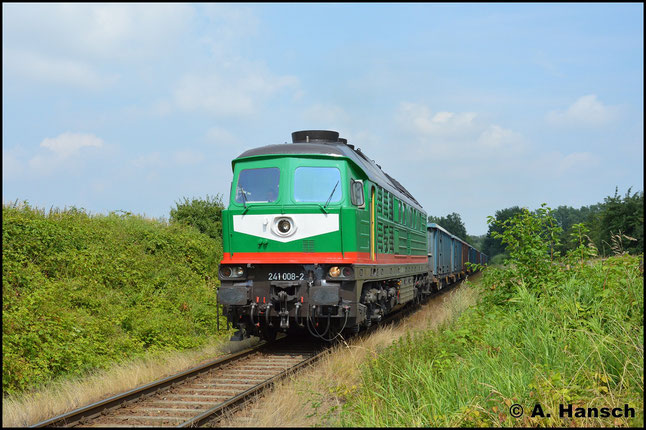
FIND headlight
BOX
[273,217,296,237]
[220,266,244,278]
[328,266,353,279]
[277,219,291,233]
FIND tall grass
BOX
[340,207,643,427]
[2,202,229,396]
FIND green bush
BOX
[2,202,228,395]
[596,188,643,256]
[341,205,643,427]
[170,195,224,240]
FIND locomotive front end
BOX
[217,131,366,341]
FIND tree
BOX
[596,187,643,256]
[427,212,468,241]
[488,204,562,289]
[466,234,485,251]
[482,206,523,259]
[551,203,603,255]
[170,194,224,240]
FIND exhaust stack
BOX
[291,130,340,144]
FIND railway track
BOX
[31,277,469,428]
[31,338,326,428]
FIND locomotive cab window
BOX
[235,167,280,203]
[350,179,365,207]
[294,166,342,203]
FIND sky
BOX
[2,3,643,236]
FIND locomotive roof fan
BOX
[291,130,340,144]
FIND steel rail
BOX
[30,341,270,428]
[178,349,326,427]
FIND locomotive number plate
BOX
[268,272,304,281]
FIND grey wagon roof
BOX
[235,142,423,211]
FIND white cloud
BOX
[395,102,526,160]
[150,100,173,117]
[532,50,565,78]
[397,102,478,138]
[173,66,299,116]
[199,4,260,56]
[28,132,105,172]
[546,94,618,127]
[206,127,241,147]
[3,49,118,90]
[3,4,194,61]
[533,151,601,176]
[477,125,524,152]
[173,150,204,166]
[131,152,165,169]
[39,132,104,157]
[2,149,24,179]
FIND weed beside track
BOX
[340,208,644,427]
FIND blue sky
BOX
[2,3,643,235]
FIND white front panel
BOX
[232,213,339,243]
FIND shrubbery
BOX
[2,203,227,395]
[341,204,643,427]
[170,194,224,240]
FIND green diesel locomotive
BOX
[217,130,481,341]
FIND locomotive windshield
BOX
[235,167,280,203]
[294,166,342,203]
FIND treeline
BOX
[429,187,643,263]
[483,188,643,263]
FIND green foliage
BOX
[487,204,562,292]
[596,187,643,256]
[427,212,468,241]
[341,204,643,427]
[169,194,225,240]
[551,203,603,255]
[489,253,506,266]
[482,206,523,259]
[2,202,229,395]
[483,188,643,261]
[466,234,485,252]
[564,223,598,266]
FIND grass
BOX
[2,336,259,427]
[339,255,643,427]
